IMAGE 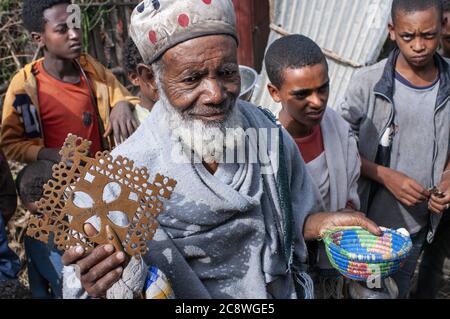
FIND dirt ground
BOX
[0,274,31,299]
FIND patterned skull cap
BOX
[130,0,238,64]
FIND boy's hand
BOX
[62,244,126,298]
[383,169,429,207]
[303,211,382,240]
[105,101,138,145]
[428,175,450,214]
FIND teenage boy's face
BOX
[268,62,329,128]
[38,3,83,60]
[389,7,442,68]
[441,12,450,58]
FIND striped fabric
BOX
[144,266,175,299]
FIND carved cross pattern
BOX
[64,173,141,244]
[26,134,177,258]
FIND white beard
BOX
[157,82,244,164]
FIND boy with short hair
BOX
[413,0,450,299]
[337,0,450,298]
[265,34,361,299]
[1,0,140,164]
[16,160,64,299]
[0,0,139,298]
[123,37,158,125]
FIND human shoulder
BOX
[237,100,301,166]
[324,107,343,120]
[78,54,110,81]
[324,107,350,128]
[6,58,43,93]
[237,99,279,129]
[110,114,161,166]
[350,59,387,85]
[6,70,26,94]
[134,104,151,123]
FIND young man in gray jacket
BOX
[337,0,450,298]
[414,0,450,299]
[265,34,361,299]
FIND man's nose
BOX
[412,38,426,52]
[68,28,80,41]
[202,78,226,106]
[307,92,324,108]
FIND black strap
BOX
[74,60,111,151]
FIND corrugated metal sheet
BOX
[252,0,392,114]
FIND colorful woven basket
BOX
[322,227,412,281]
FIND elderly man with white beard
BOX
[61,0,381,299]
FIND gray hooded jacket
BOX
[337,49,450,243]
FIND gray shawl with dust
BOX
[64,100,323,299]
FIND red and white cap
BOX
[129,0,238,64]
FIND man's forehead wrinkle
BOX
[396,17,438,26]
[167,50,224,65]
[164,48,235,71]
[397,23,438,33]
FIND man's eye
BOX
[295,93,308,100]
[424,34,436,40]
[318,84,329,94]
[402,35,413,41]
[183,76,200,83]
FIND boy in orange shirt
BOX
[0,0,139,298]
[1,0,139,164]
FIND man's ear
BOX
[31,32,44,48]
[136,63,158,92]
[267,83,282,103]
[388,23,396,42]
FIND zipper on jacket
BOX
[431,96,450,185]
[374,91,449,186]
[373,92,395,161]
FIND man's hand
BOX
[303,211,382,240]
[361,156,429,207]
[37,148,61,163]
[383,169,429,207]
[62,244,126,298]
[428,174,450,214]
[104,101,138,145]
